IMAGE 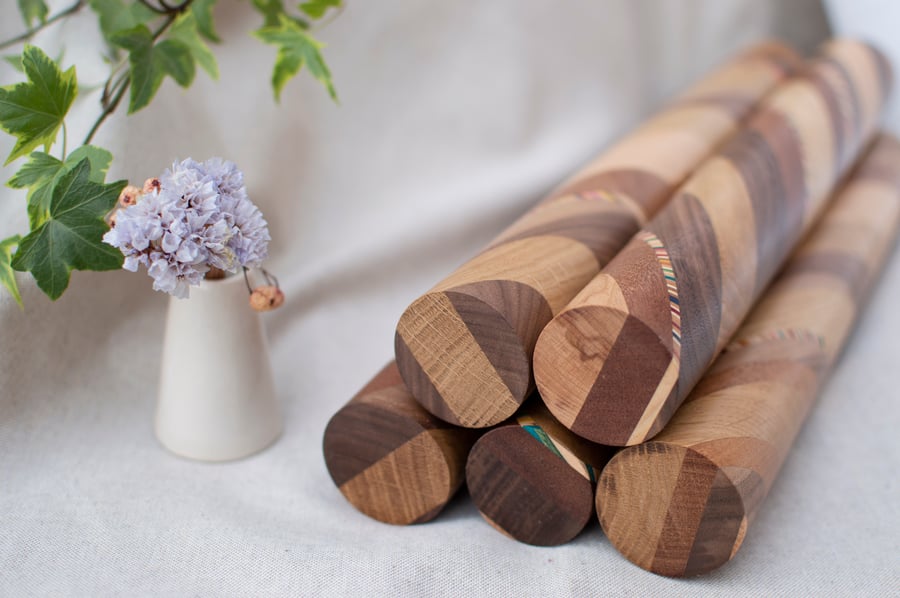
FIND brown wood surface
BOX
[323,362,481,525]
[595,134,900,577]
[535,39,892,446]
[465,400,615,546]
[395,43,802,428]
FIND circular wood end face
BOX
[535,305,630,430]
[396,291,530,428]
[324,405,452,525]
[597,443,746,577]
[537,305,677,446]
[466,426,594,546]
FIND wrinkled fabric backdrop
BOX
[2,0,898,595]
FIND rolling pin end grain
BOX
[597,443,748,578]
[535,305,677,446]
[396,290,532,428]
[323,401,456,525]
[466,425,596,546]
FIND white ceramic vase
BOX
[155,274,282,461]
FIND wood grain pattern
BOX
[395,43,803,428]
[323,362,481,525]
[535,39,891,446]
[465,400,615,546]
[596,134,900,577]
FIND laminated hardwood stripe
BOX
[596,132,900,577]
[398,43,802,430]
[396,294,521,427]
[337,431,452,526]
[651,193,723,395]
[682,468,745,577]
[323,362,482,525]
[536,41,888,447]
[491,209,639,265]
[572,314,674,446]
[551,168,670,211]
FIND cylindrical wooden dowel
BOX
[596,134,900,577]
[535,39,891,446]
[323,362,481,525]
[465,400,615,546]
[394,43,802,428]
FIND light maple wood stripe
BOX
[323,362,481,525]
[596,133,900,577]
[466,401,615,546]
[535,39,891,446]
[396,42,802,428]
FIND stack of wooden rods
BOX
[323,41,801,526]
[535,39,891,446]
[395,43,802,429]
[596,134,900,576]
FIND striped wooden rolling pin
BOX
[465,400,614,546]
[323,362,481,525]
[596,134,900,577]
[394,42,802,428]
[534,39,891,446]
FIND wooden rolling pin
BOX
[534,39,891,446]
[394,42,802,428]
[323,362,481,525]
[596,134,900,577]
[466,400,615,546]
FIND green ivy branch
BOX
[0,0,341,306]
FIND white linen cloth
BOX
[3,1,898,595]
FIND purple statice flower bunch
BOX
[103,158,270,298]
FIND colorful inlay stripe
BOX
[639,231,682,358]
[574,189,626,204]
[520,418,596,483]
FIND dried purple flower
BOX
[103,158,271,298]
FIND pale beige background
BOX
[3,1,898,596]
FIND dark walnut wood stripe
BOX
[323,362,481,525]
[466,401,614,546]
[395,43,803,429]
[491,205,639,265]
[596,133,900,577]
[535,39,891,447]
[550,168,670,208]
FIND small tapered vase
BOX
[155,274,282,461]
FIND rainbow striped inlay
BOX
[726,328,826,352]
[639,231,682,358]
[519,418,596,483]
[574,189,625,204]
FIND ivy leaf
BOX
[298,0,340,20]
[12,159,126,300]
[113,26,198,113]
[155,39,195,88]
[89,0,154,44]
[9,146,113,228]
[17,0,48,27]
[191,0,221,43]
[252,0,286,28]
[7,151,62,189]
[65,146,113,182]
[254,16,337,102]
[0,45,77,165]
[169,13,219,79]
[0,235,23,308]
[111,26,159,113]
